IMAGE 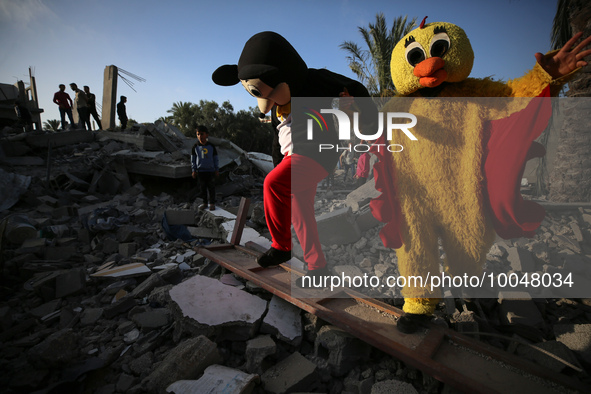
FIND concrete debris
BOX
[371,379,418,394]
[0,168,31,211]
[1,121,591,393]
[261,295,303,346]
[169,274,267,340]
[246,152,274,174]
[506,246,536,272]
[166,364,259,394]
[245,335,276,374]
[316,207,361,245]
[141,335,222,393]
[91,262,152,279]
[314,325,372,377]
[27,328,80,368]
[553,324,591,364]
[260,351,319,394]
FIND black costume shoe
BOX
[256,247,292,268]
[396,313,433,334]
[295,267,331,289]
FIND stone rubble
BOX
[1,125,590,393]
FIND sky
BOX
[0,0,562,126]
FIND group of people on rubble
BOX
[52,84,128,131]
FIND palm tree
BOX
[43,119,61,132]
[341,13,417,98]
[167,101,198,134]
[547,0,591,202]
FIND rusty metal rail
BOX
[196,199,589,393]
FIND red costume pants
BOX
[264,154,328,270]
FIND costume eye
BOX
[429,32,450,58]
[405,42,426,67]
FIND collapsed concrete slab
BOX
[96,130,161,151]
[119,154,192,178]
[169,274,267,340]
[247,152,273,174]
[145,124,181,153]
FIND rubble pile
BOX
[1,124,590,393]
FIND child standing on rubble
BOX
[191,125,219,210]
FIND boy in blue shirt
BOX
[191,125,219,210]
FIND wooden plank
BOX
[415,328,445,360]
[231,198,250,245]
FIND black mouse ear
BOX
[212,64,240,86]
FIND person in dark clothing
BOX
[117,96,128,130]
[70,83,91,131]
[14,101,33,132]
[53,84,75,130]
[191,125,219,210]
[84,85,102,129]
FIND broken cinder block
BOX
[261,351,319,394]
[245,335,276,374]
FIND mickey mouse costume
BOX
[212,31,377,277]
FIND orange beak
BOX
[413,57,447,88]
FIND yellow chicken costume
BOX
[370,17,589,333]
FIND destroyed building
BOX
[0,69,44,133]
[0,119,591,393]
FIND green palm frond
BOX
[341,13,417,97]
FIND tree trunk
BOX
[548,0,591,202]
